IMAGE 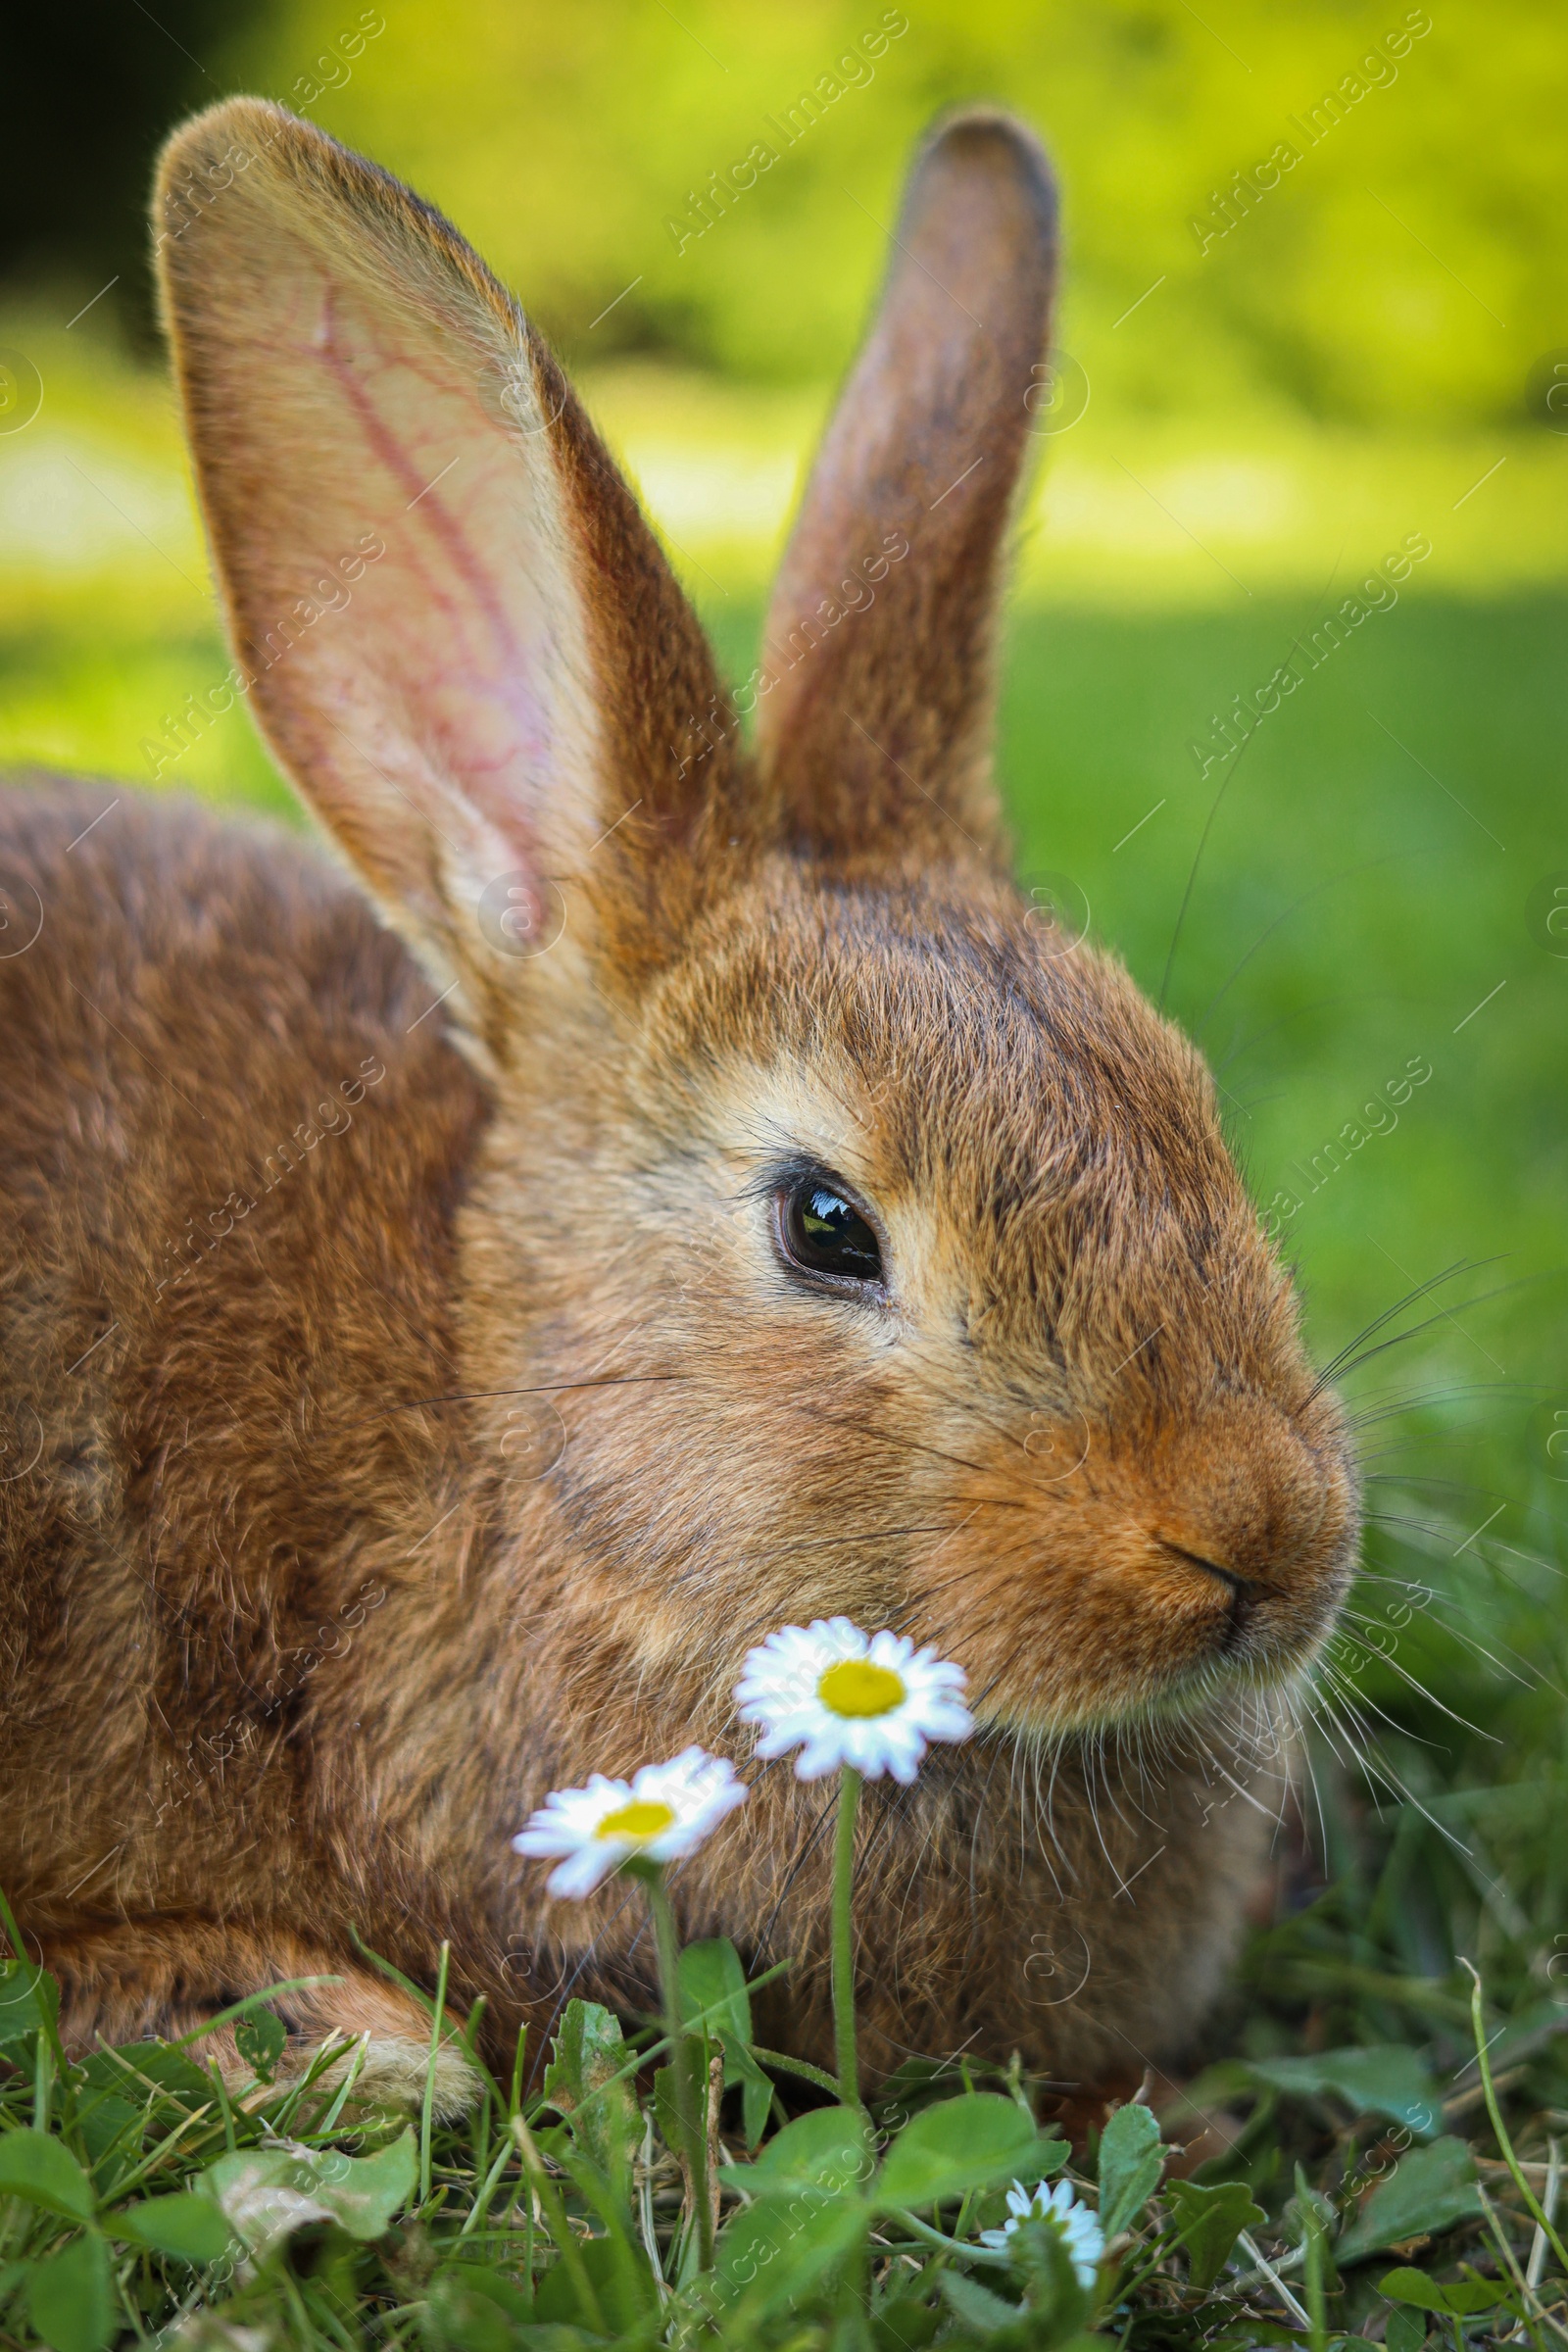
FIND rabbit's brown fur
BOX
[0,99,1357,2108]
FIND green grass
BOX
[2,576,1566,2345]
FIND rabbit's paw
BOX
[40,1916,479,2119]
[251,1961,480,2121]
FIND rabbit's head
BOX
[158,101,1356,1749]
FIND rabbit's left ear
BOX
[156,99,743,1063]
[755,111,1057,872]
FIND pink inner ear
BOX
[317,287,523,674]
[234,268,586,891]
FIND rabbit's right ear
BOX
[756,112,1057,872]
[155,101,742,1065]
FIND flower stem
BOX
[1461,1958,1568,2278]
[643,1864,714,2273]
[512,2114,608,2335]
[886,2208,1013,2266]
[832,1765,863,2108]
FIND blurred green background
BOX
[1,0,1564,1951]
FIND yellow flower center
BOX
[595,1798,676,1843]
[817,1659,906,1719]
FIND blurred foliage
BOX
[3,2,1563,422]
[194,0,1568,425]
[6,2,1560,423]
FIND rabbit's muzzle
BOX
[929,1387,1358,1734]
[1141,1389,1358,1667]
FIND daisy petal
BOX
[735,1619,972,1785]
[513,1748,749,1901]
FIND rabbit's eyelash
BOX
[735,1150,876,1215]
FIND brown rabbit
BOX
[0,96,1356,2114]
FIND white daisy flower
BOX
[979,2177,1104,2286]
[735,1618,973,1784]
[512,1746,748,1900]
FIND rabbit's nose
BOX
[1152,1539,1261,1649]
[1149,1391,1355,1596]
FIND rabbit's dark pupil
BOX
[784,1180,883,1285]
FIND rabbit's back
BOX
[0,783,489,1926]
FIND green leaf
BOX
[1378,2268,1452,2314]
[1384,2311,1428,2352]
[877,2056,972,2116]
[0,2129,95,2220]
[1337,2138,1482,2264]
[234,2007,288,2082]
[876,2092,1062,2213]
[201,2127,416,2254]
[26,2231,114,2352]
[1007,2212,1096,2331]
[721,2102,872,2196]
[0,1961,59,2050]
[1095,2101,1163,2237]
[674,1943,773,2148]
[678,1938,752,2039]
[873,2284,945,2350]
[654,2041,709,2180]
[310,2127,418,2239]
[110,2189,233,2262]
[542,2001,639,2180]
[533,2227,654,2337]
[1379,2267,1502,2317]
[723,2034,774,2150]
[77,2097,143,2198]
[1194,2328,1303,2351]
[1442,2281,1507,2316]
[85,2041,216,2107]
[711,2187,868,2323]
[1166,2178,1267,2292]
[198,2148,333,2259]
[1248,2047,1444,2139]
[426,2260,535,2348]
[937,2269,1025,2336]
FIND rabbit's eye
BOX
[779,1173,884,1289]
